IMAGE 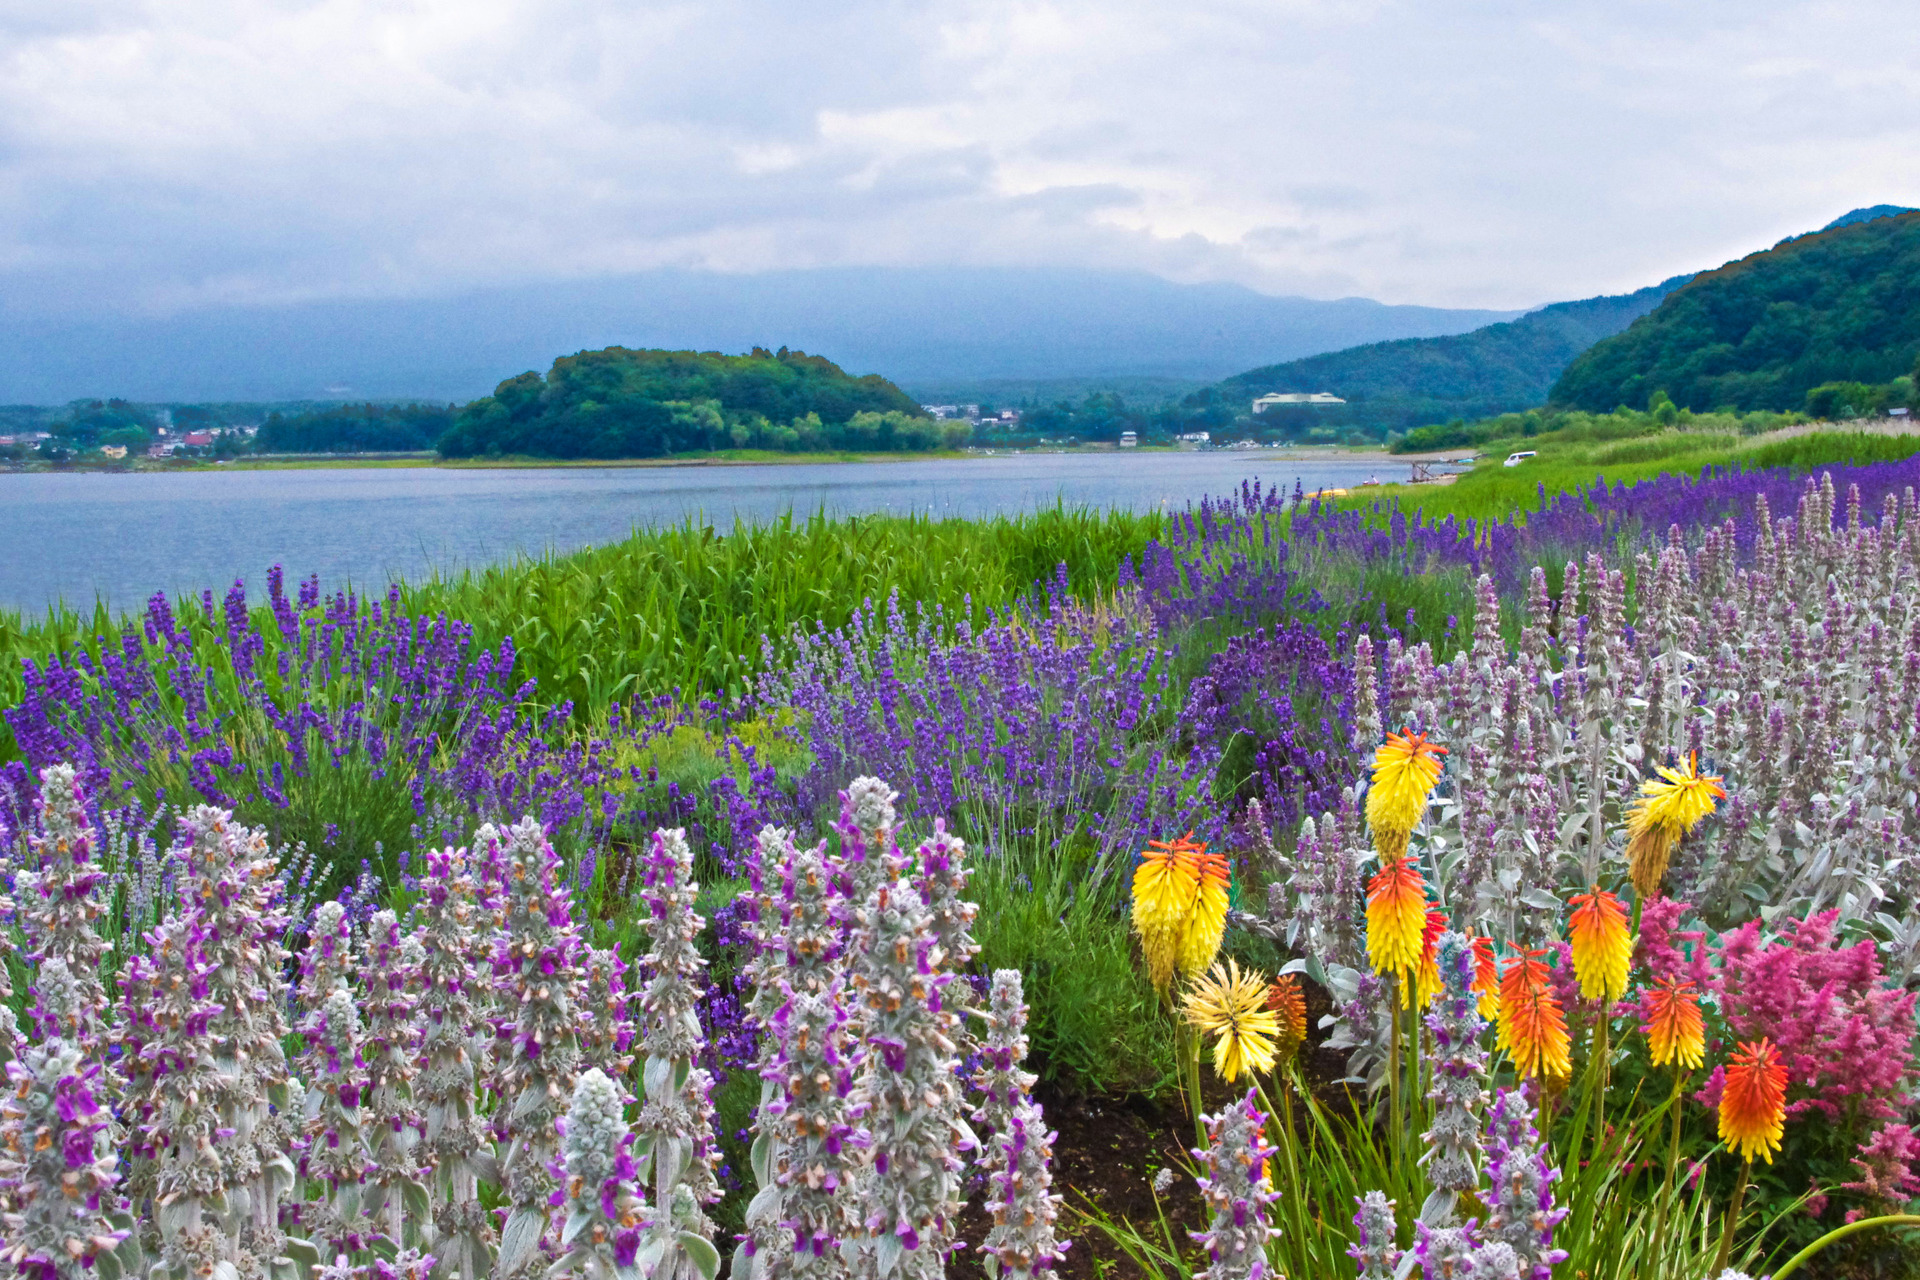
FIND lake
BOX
[0,452,1399,614]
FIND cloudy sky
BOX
[2,0,1916,317]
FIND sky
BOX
[2,0,1917,319]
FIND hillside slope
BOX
[1186,276,1688,436]
[1552,211,1920,412]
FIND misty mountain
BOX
[0,267,1521,405]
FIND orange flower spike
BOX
[1497,948,1572,1080]
[1266,974,1309,1064]
[1471,935,1500,1020]
[1412,907,1451,1009]
[1642,978,1705,1071]
[1718,1038,1789,1164]
[1365,854,1428,987]
[1567,886,1634,1003]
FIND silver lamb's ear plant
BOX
[413,846,498,1280]
[1190,1092,1278,1280]
[549,1069,647,1280]
[493,817,586,1280]
[1481,1085,1568,1280]
[1347,1191,1400,1279]
[1419,933,1489,1226]
[299,987,373,1260]
[738,837,856,1280]
[577,946,637,1087]
[0,1039,135,1280]
[359,911,428,1252]
[174,808,306,1280]
[632,829,721,1280]
[971,971,1066,1280]
[17,765,112,1044]
[846,858,973,1280]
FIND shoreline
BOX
[0,443,1423,475]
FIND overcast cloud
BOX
[2,0,1916,316]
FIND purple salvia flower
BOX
[1419,933,1488,1225]
[1481,1086,1568,1280]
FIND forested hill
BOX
[437,346,947,459]
[1187,276,1691,436]
[1552,210,1920,412]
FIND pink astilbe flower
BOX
[1841,1123,1920,1210]
[1633,896,1712,991]
[1697,910,1917,1126]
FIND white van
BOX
[1503,451,1537,468]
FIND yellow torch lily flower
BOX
[1625,752,1725,899]
[1366,854,1429,993]
[1182,959,1279,1082]
[1132,833,1202,992]
[1642,977,1706,1071]
[1176,843,1232,981]
[1568,886,1633,1003]
[1367,729,1447,858]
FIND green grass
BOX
[1354,417,1920,526]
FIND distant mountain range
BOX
[1204,205,1918,436]
[0,267,1521,405]
[1554,209,1920,412]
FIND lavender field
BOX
[4,453,1920,1279]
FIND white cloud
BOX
[0,0,1916,314]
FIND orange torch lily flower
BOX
[1497,947,1572,1080]
[1367,730,1447,858]
[1471,935,1499,1020]
[1568,886,1633,1003]
[1267,973,1309,1064]
[1625,752,1726,899]
[1718,1038,1788,1164]
[1642,977,1705,1071]
[1366,854,1428,991]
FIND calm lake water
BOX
[0,453,1396,614]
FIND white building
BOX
[1252,392,1346,413]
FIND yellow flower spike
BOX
[1567,886,1633,1003]
[1174,844,1231,980]
[1132,834,1202,992]
[1498,948,1572,1081]
[1365,854,1428,990]
[1366,729,1447,855]
[1182,959,1279,1083]
[1412,907,1451,1009]
[1642,977,1706,1071]
[1625,752,1726,899]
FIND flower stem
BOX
[1652,1066,1685,1244]
[1182,1022,1207,1149]
[1589,1011,1611,1164]
[1713,1160,1751,1276]
[1770,1214,1920,1279]
[1388,975,1403,1172]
